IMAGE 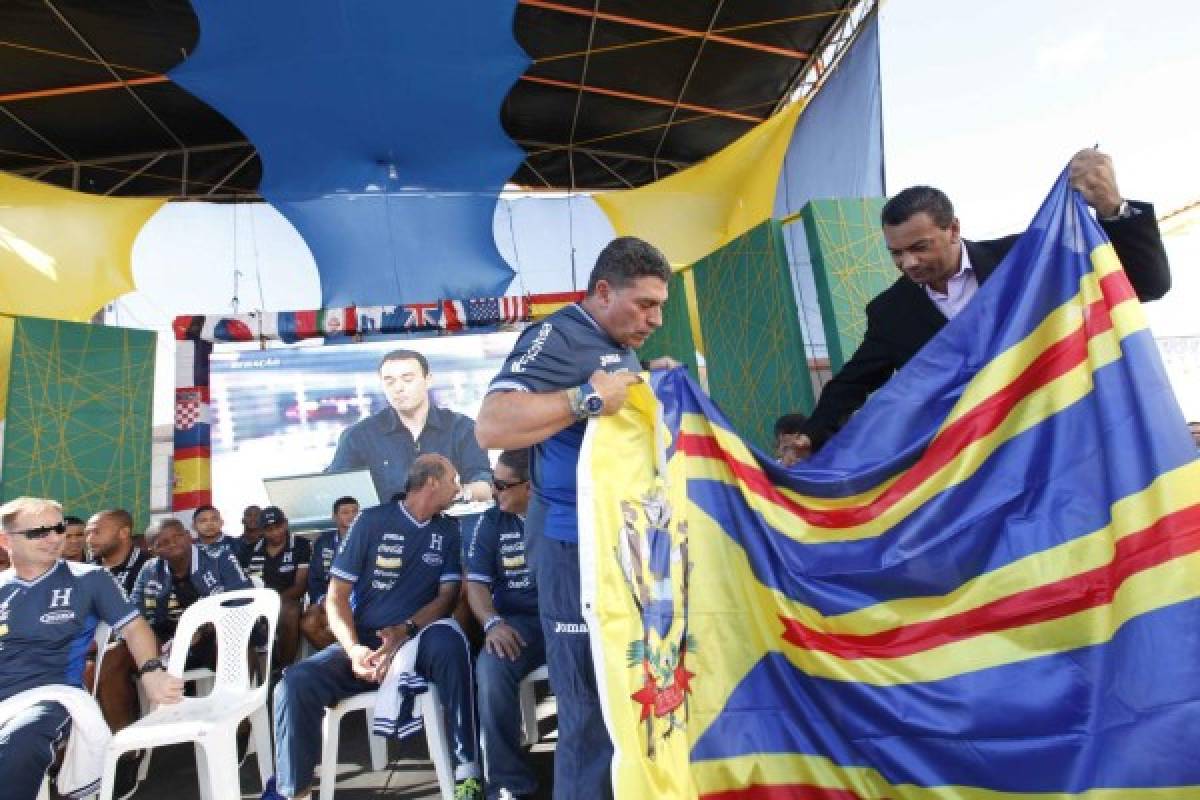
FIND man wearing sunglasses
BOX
[0,496,184,800]
[466,449,543,800]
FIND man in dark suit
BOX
[782,149,1171,460]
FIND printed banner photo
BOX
[579,171,1200,799]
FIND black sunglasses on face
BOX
[10,522,67,539]
[492,478,528,492]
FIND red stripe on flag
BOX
[172,489,212,511]
[1097,268,1136,309]
[780,503,1200,659]
[530,290,585,304]
[701,784,874,800]
[174,446,210,461]
[678,293,1122,529]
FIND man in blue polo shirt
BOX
[0,496,183,800]
[268,453,481,800]
[192,504,241,560]
[328,349,492,504]
[131,518,252,666]
[300,496,359,651]
[476,237,672,800]
[466,448,543,800]
[240,506,310,667]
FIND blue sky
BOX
[880,0,1199,234]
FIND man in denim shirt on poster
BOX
[328,349,492,504]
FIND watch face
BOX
[584,394,605,415]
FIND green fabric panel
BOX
[692,219,812,451]
[638,270,698,375]
[1,317,156,532]
[800,197,897,370]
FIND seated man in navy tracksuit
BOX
[0,496,183,800]
[299,496,359,652]
[466,448,545,800]
[131,518,252,667]
[267,454,481,800]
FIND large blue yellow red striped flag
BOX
[578,171,1200,799]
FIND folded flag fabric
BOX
[579,170,1200,799]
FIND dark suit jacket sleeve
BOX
[1101,200,1170,301]
[801,297,900,450]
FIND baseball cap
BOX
[259,506,287,527]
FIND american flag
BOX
[466,296,530,327]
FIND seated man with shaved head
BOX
[83,508,150,732]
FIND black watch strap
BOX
[405,619,419,638]
[137,657,166,676]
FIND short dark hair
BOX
[773,413,809,439]
[587,236,672,294]
[152,517,188,542]
[63,515,84,526]
[881,186,955,229]
[332,496,358,514]
[404,454,450,493]
[192,504,218,520]
[379,349,430,375]
[497,449,531,482]
[96,509,134,535]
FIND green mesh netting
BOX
[1,317,156,531]
[800,197,896,370]
[692,220,813,451]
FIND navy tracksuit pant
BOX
[477,612,545,799]
[272,624,477,797]
[536,537,613,800]
[0,700,70,800]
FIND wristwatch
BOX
[567,382,605,420]
[137,657,166,676]
[404,619,419,638]
[1098,199,1133,221]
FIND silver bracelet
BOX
[483,615,504,634]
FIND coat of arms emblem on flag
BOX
[617,490,695,757]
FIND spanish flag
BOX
[579,171,1200,799]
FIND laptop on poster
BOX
[262,470,380,532]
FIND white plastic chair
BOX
[99,588,280,800]
[15,621,114,800]
[518,664,550,746]
[0,686,108,800]
[318,684,455,800]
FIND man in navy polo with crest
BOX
[476,237,674,800]
[0,496,183,800]
[268,453,481,800]
[300,495,359,651]
[131,518,252,666]
[239,506,310,667]
[466,448,544,800]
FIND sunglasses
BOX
[10,522,67,539]
[491,478,528,492]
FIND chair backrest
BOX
[166,588,280,696]
[90,620,112,698]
